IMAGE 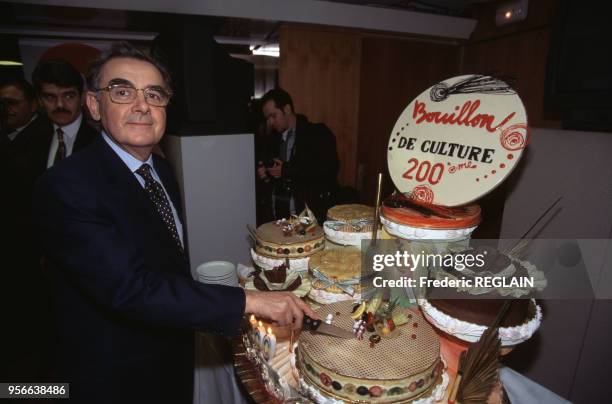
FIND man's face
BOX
[263,100,291,133]
[39,83,82,126]
[0,85,37,132]
[86,57,167,160]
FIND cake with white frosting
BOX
[381,193,480,241]
[324,204,379,247]
[421,246,545,346]
[297,301,448,403]
[253,207,325,259]
[308,248,363,304]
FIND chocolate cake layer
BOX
[427,299,530,328]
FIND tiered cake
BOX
[421,246,545,345]
[253,221,325,259]
[381,193,481,241]
[324,204,377,247]
[297,301,447,403]
[308,249,363,304]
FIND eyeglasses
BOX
[95,84,172,107]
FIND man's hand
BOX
[267,158,283,178]
[257,161,268,180]
[244,290,318,330]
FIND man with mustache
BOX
[32,59,97,168]
[33,42,315,404]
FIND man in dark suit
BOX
[32,59,98,170]
[33,43,314,404]
[258,88,339,223]
[1,78,53,381]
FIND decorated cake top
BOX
[299,301,440,380]
[256,206,324,245]
[327,204,375,222]
[382,192,480,230]
[309,249,362,282]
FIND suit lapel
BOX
[95,139,188,266]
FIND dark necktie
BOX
[136,164,184,254]
[54,127,66,162]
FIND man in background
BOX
[32,59,97,169]
[257,87,339,223]
[0,77,43,142]
[0,77,53,381]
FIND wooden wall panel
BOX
[460,0,562,238]
[357,37,462,203]
[463,27,560,128]
[462,0,562,128]
[279,24,361,187]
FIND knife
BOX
[302,315,355,339]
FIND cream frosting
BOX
[324,221,381,247]
[250,248,309,271]
[381,216,477,241]
[419,299,542,346]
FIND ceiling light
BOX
[0,60,23,66]
[250,44,279,58]
[496,0,528,26]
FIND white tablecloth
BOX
[501,367,572,404]
[193,332,248,404]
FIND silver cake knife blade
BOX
[303,315,354,339]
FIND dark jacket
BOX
[32,137,246,403]
[31,115,99,174]
[1,114,99,379]
[1,114,53,368]
[258,114,339,222]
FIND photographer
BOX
[257,88,339,223]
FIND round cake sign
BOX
[387,75,528,206]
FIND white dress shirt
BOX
[282,127,296,215]
[101,131,184,247]
[47,113,82,168]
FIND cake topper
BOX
[387,74,529,206]
[275,205,318,237]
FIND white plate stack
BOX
[196,261,238,287]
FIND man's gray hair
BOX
[87,42,172,91]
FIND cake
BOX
[421,246,545,346]
[324,204,379,247]
[241,322,301,401]
[419,299,541,346]
[250,247,310,271]
[381,193,481,241]
[253,263,303,292]
[254,208,325,259]
[297,301,448,403]
[308,248,363,304]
